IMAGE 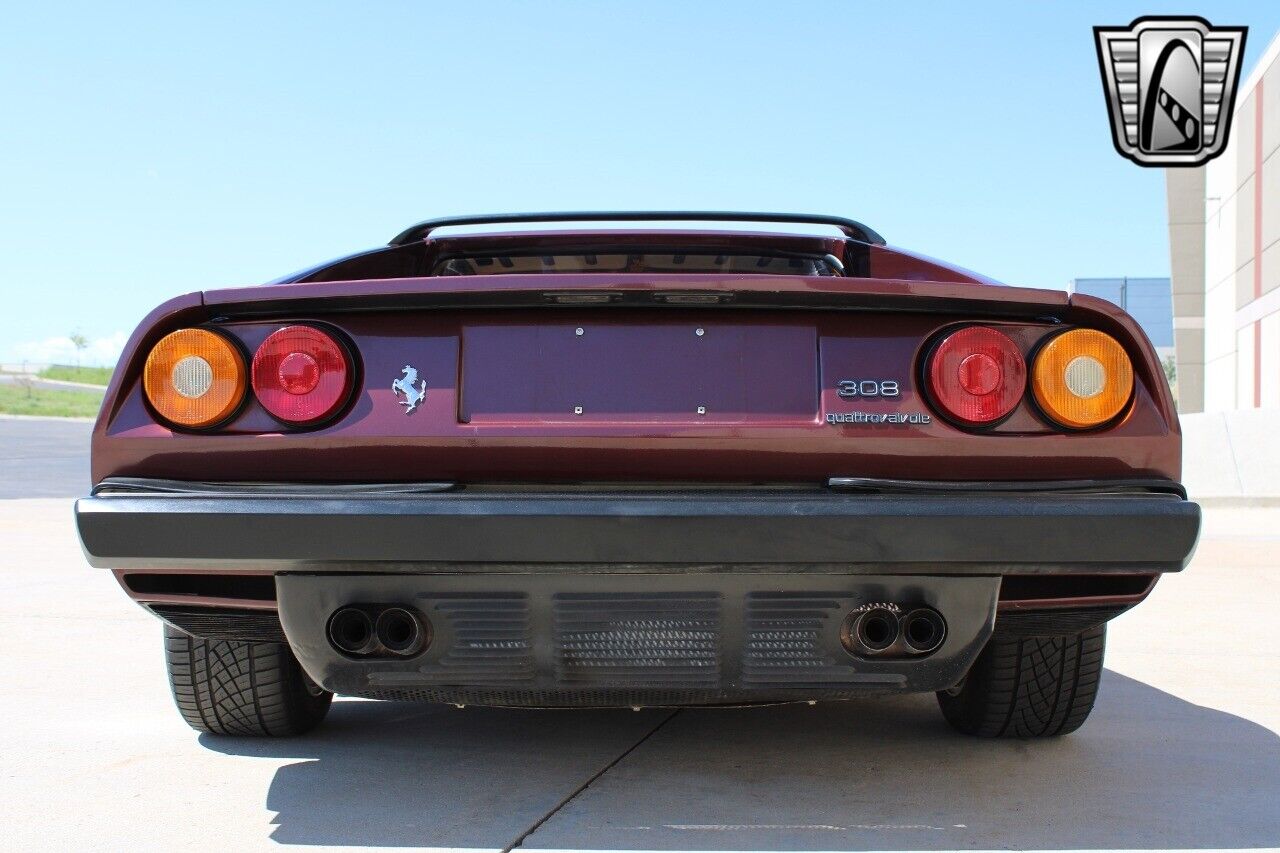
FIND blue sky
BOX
[2,1,1278,365]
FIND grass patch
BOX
[37,364,113,386]
[0,383,104,418]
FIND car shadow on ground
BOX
[202,670,1280,850]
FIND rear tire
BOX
[164,626,332,736]
[937,625,1105,737]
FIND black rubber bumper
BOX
[76,483,1201,573]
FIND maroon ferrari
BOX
[76,212,1199,738]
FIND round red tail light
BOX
[251,325,352,425]
[927,326,1026,425]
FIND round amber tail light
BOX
[1032,329,1134,429]
[143,328,246,428]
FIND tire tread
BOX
[938,625,1105,738]
[163,626,331,737]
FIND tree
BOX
[1162,355,1178,405]
[69,332,89,370]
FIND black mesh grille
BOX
[420,594,534,682]
[743,593,860,685]
[354,687,875,707]
[358,687,724,706]
[280,573,1002,705]
[552,592,720,686]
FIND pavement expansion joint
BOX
[503,709,682,852]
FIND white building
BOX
[1170,28,1280,412]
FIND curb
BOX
[32,377,108,391]
[1192,495,1280,508]
[0,374,107,391]
[0,414,96,423]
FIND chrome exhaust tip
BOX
[327,607,377,655]
[375,606,427,656]
[901,608,946,654]
[842,606,900,656]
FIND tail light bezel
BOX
[249,322,361,429]
[921,322,1142,434]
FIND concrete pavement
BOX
[1181,410,1280,504]
[0,417,91,497]
[1,498,1277,852]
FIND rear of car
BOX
[76,213,1199,738]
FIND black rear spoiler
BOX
[388,211,887,247]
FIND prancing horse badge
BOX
[391,365,427,414]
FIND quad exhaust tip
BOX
[854,607,900,653]
[328,607,378,656]
[902,608,946,654]
[375,606,427,656]
[328,605,430,658]
[841,604,946,658]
